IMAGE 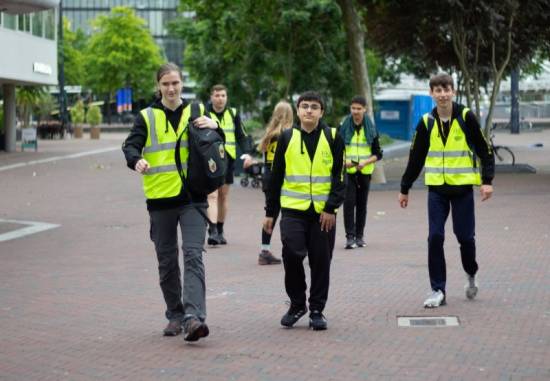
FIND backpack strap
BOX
[323,126,336,157]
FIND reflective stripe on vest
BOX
[345,127,374,175]
[423,108,481,186]
[211,107,237,159]
[280,128,335,213]
[141,105,192,199]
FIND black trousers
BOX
[280,211,335,312]
[427,189,478,293]
[343,173,371,239]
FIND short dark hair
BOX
[297,91,324,110]
[211,84,227,94]
[350,95,367,107]
[429,73,454,90]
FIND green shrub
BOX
[0,108,4,133]
[379,133,394,147]
[70,100,85,125]
[87,104,102,126]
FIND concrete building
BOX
[0,0,59,152]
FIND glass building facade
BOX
[0,8,57,40]
[63,0,183,66]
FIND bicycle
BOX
[490,123,516,165]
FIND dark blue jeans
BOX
[427,189,478,293]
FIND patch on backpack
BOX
[208,158,217,173]
[219,145,225,159]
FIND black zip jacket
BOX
[400,102,495,196]
[265,122,346,218]
[122,98,224,211]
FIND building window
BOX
[32,12,45,37]
[3,13,17,30]
[18,14,31,32]
[44,9,56,40]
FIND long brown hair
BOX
[258,101,294,153]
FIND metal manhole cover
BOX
[397,316,459,327]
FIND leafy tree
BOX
[360,0,550,131]
[84,7,163,122]
[60,17,87,86]
[16,86,47,129]
[172,0,354,125]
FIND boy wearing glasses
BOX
[263,91,345,330]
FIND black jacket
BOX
[400,102,494,196]
[122,98,224,211]
[265,122,346,218]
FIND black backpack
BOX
[175,102,227,196]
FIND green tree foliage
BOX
[84,7,163,100]
[172,0,354,124]
[360,0,550,129]
[16,86,47,129]
[60,17,87,86]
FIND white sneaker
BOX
[423,290,446,308]
[465,274,478,300]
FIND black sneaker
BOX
[207,230,221,246]
[218,232,227,245]
[163,320,183,336]
[280,305,307,327]
[355,237,366,247]
[345,237,357,249]
[309,310,327,331]
[183,319,209,342]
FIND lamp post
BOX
[58,0,68,134]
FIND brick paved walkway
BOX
[1,132,549,380]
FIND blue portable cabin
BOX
[373,91,434,141]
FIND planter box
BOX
[90,126,100,139]
[74,126,84,138]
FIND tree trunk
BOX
[337,0,385,183]
[484,10,515,136]
[337,0,374,119]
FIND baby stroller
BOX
[240,162,264,188]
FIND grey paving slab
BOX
[0,132,549,380]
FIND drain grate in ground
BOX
[397,316,459,327]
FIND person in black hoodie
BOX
[122,63,223,342]
[398,73,494,308]
[263,91,345,331]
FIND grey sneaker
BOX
[465,274,478,300]
[423,290,446,308]
[355,237,366,247]
[345,237,357,249]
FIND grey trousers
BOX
[149,204,207,323]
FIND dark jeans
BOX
[343,173,371,239]
[427,189,478,293]
[149,204,207,323]
[280,212,335,312]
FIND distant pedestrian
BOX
[398,73,495,308]
[206,84,254,246]
[264,91,345,330]
[122,63,223,342]
[338,96,382,249]
[256,101,294,265]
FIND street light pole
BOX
[58,0,68,134]
[510,67,520,134]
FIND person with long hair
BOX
[122,63,223,342]
[257,101,294,265]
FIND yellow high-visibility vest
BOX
[210,107,237,159]
[280,128,335,213]
[141,104,199,199]
[424,108,481,186]
[345,127,374,175]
